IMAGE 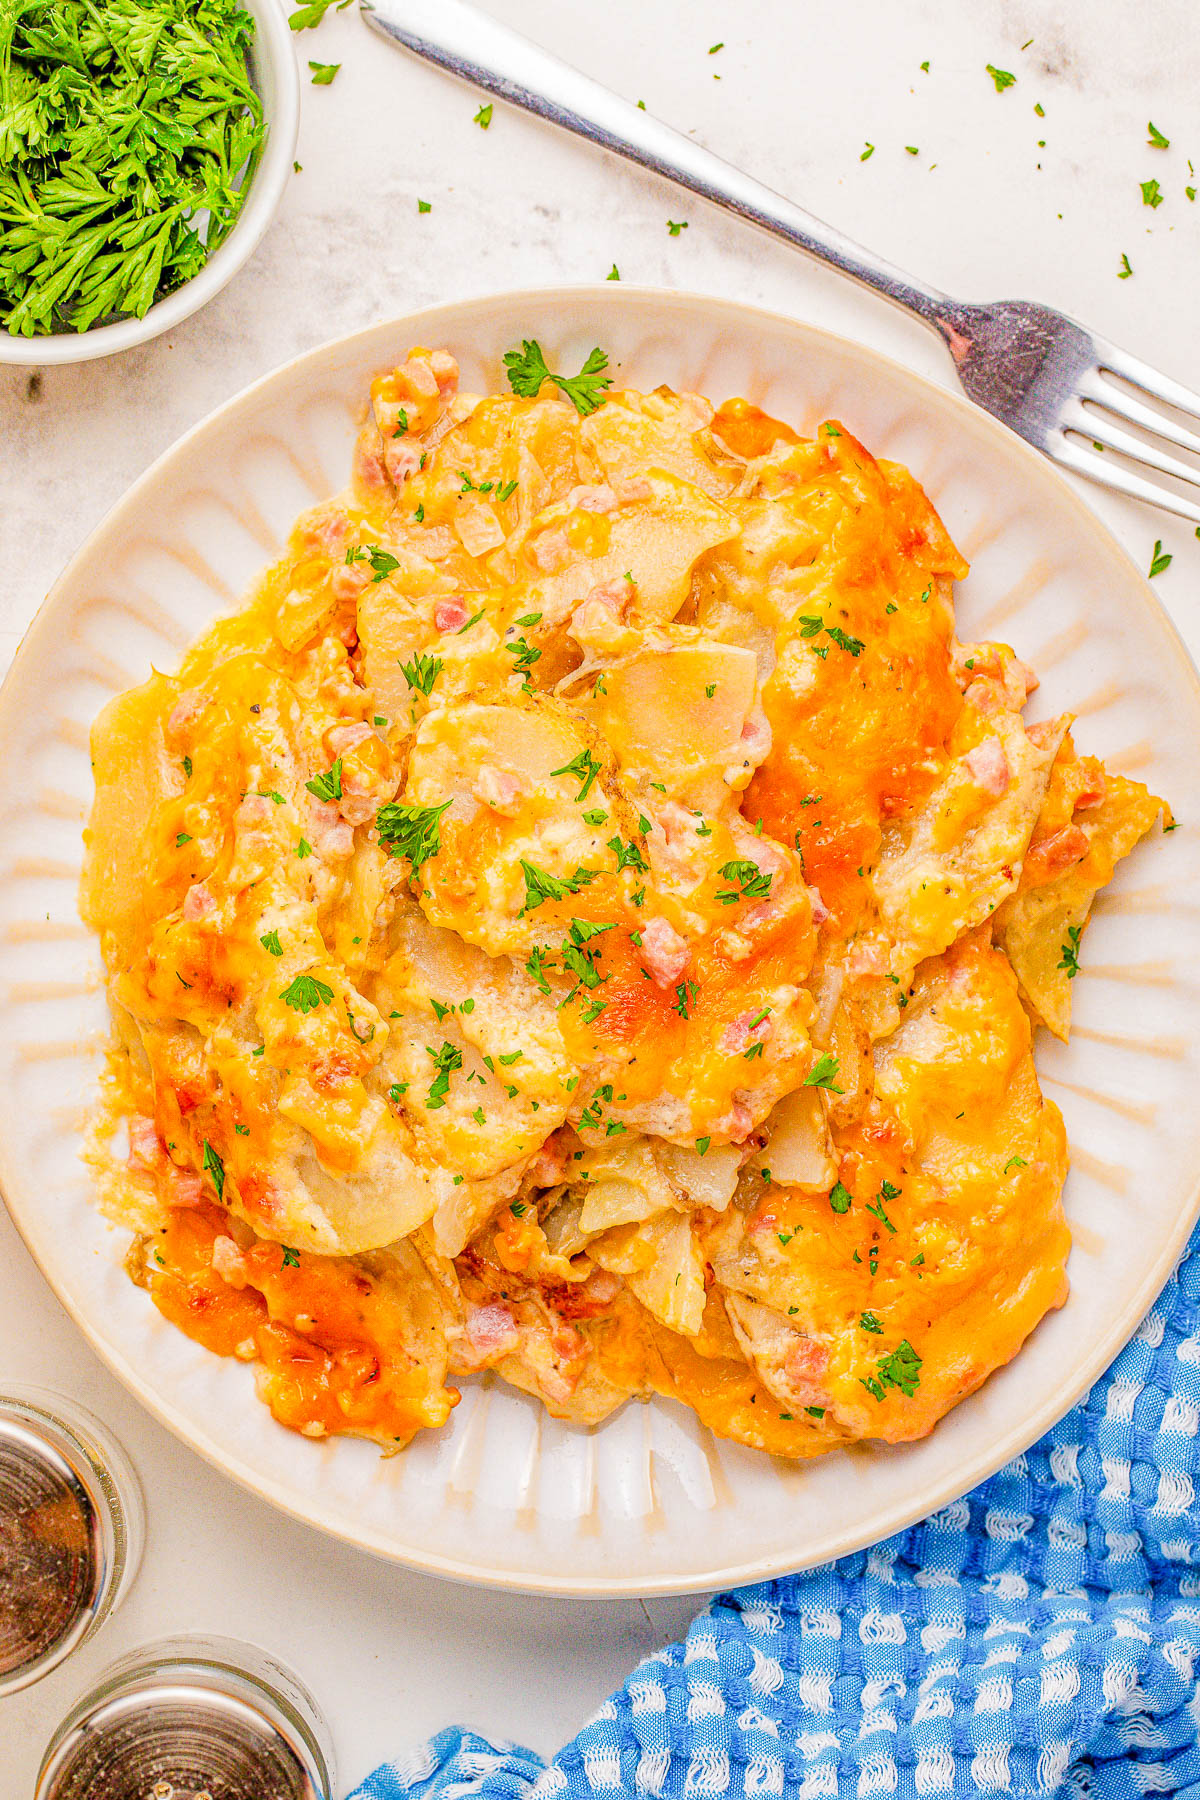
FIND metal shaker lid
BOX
[0,1413,105,1688]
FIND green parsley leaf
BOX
[400,652,443,695]
[503,339,613,416]
[519,860,594,913]
[860,143,875,161]
[425,1040,463,1109]
[1003,1155,1028,1174]
[202,1139,225,1201]
[829,1180,852,1215]
[175,832,192,847]
[551,748,603,799]
[1057,924,1082,979]
[525,946,556,994]
[608,835,648,873]
[474,102,493,128]
[1149,539,1173,577]
[418,199,432,213]
[804,1052,844,1093]
[376,800,452,873]
[667,219,688,235]
[715,858,773,905]
[1147,121,1170,148]
[1142,178,1164,209]
[182,756,193,779]
[305,758,343,803]
[986,64,1016,91]
[296,838,312,859]
[696,1136,711,1156]
[280,973,334,1014]
[289,0,350,25]
[825,625,864,656]
[346,544,400,583]
[495,480,519,502]
[260,930,283,957]
[281,1245,301,1267]
[1117,253,1134,279]
[860,1310,884,1333]
[607,264,621,281]
[308,60,340,84]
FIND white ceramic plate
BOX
[3,288,1198,1596]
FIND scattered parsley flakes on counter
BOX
[986,64,1016,91]
[1150,538,1173,576]
[919,59,930,71]
[1118,253,1133,279]
[308,60,339,84]
[418,199,432,213]
[860,143,875,161]
[905,145,919,156]
[1141,178,1164,209]
[0,0,267,337]
[1147,121,1170,148]
[667,219,688,235]
[503,339,612,416]
[288,0,349,25]
[708,41,723,53]
[474,102,493,128]
[607,263,621,280]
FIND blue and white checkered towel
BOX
[352,1231,1200,1800]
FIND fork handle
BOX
[361,0,954,330]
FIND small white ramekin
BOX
[0,0,300,366]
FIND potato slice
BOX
[585,641,759,811]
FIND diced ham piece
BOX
[165,1167,203,1209]
[466,1303,520,1360]
[714,1097,754,1142]
[398,355,439,399]
[964,737,1011,798]
[847,939,889,979]
[128,1116,162,1171]
[719,1009,772,1055]
[474,765,527,817]
[212,1235,249,1289]
[429,351,460,395]
[528,527,571,574]
[783,1336,830,1407]
[1075,765,1107,810]
[331,562,372,604]
[305,796,354,860]
[1025,824,1090,881]
[166,689,206,744]
[182,883,215,922]
[739,712,772,765]
[641,916,690,988]
[808,886,830,926]
[385,440,422,486]
[566,483,618,514]
[434,596,469,632]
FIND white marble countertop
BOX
[3,0,1199,1791]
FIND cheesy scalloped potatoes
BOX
[81,344,1168,1459]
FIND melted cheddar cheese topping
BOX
[82,347,1167,1458]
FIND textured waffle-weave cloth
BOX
[351,1235,1200,1800]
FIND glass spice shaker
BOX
[0,1385,144,1695]
[36,1634,335,1800]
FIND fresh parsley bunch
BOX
[0,0,266,336]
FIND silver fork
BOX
[361,0,1200,528]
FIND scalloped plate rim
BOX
[0,285,1197,1596]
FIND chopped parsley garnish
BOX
[672,980,699,1020]
[524,946,556,993]
[400,652,443,695]
[388,1082,409,1103]
[393,408,409,437]
[608,835,648,873]
[503,339,613,416]
[496,480,519,502]
[202,1139,225,1201]
[716,858,772,905]
[520,860,594,912]
[175,832,192,847]
[376,800,452,873]
[281,1245,301,1267]
[860,1339,923,1402]
[580,999,607,1023]
[425,1040,463,1109]
[804,1052,844,1092]
[474,102,493,128]
[860,1311,884,1334]
[182,756,193,779]
[583,808,608,825]
[1057,924,1082,979]
[260,930,283,957]
[305,758,343,803]
[506,636,542,679]
[346,545,400,583]
[280,973,334,1014]
[607,263,620,281]
[1003,1155,1028,1174]
[860,142,875,161]
[551,747,603,800]
[696,1136,711,1156]
[825,625,864,656]
[829,1181,852,1215]
[417,199,432,213]
[1117,253,1133,279]
[986,64,1016,91]
[1149,539,1173,577]
[865,1186,898,1233]
[1141,178,1164,209]
[667,219,688,235]
[1148,121,1170,149]
[296,838,312,859]
[308,58,339,81]
[805,1406,826,1419]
